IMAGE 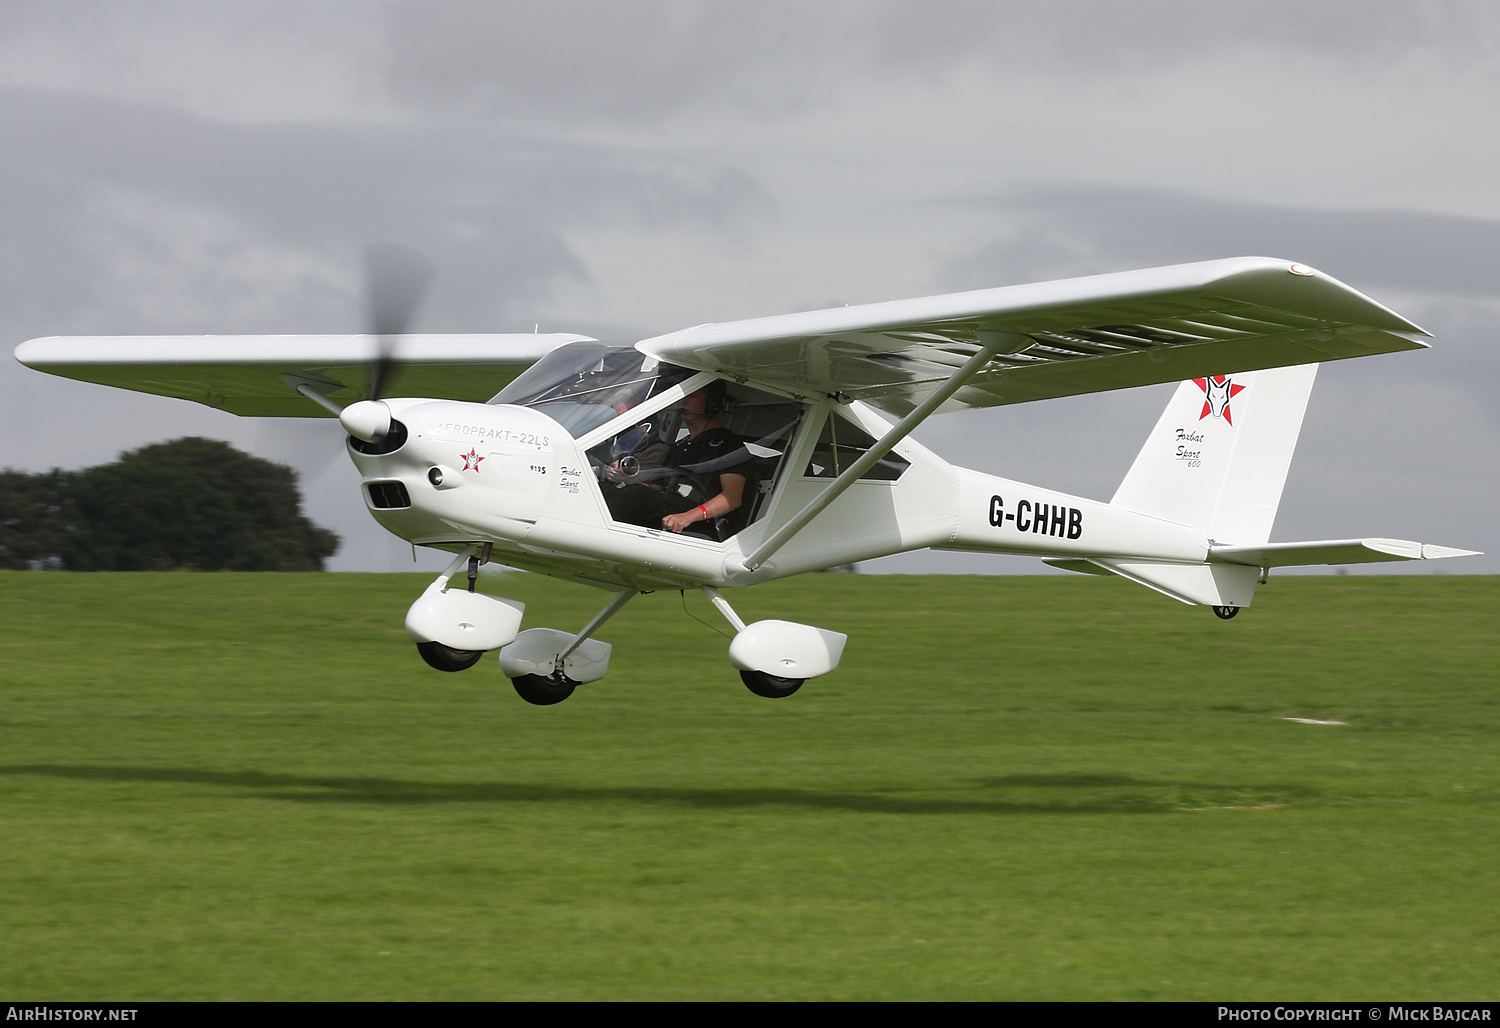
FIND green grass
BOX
[1,570,1497,999]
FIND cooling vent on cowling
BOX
[366,481,411,509]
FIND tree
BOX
[0,469,79,570]
[1,438,339,571]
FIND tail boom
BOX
[940,468,1208,565]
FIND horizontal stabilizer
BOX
[1210,538,1481,568]
[1051,538,1479,607]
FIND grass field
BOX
[1,569,1497,1000]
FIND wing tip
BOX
[1235,258,1430,337]
[1421,544,1482,560]
[14,336,57,367]
[1366,539,1483,561]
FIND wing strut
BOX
[737,335,1022,573]
[281,376,345,415]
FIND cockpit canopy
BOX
[489,341,694,438]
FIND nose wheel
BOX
[416,641,484,672]
[1212,605,1240,620]
[739,669,804,698]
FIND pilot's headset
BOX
[700,379,730,421]
[664,380,726,441]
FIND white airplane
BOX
[15,255,1478,704]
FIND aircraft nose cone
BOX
[340,399,392,442]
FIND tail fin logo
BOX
[1194,376,1245,425]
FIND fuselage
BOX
[348,391,1210,592]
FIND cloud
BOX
[5,2,1496,130]
[0,1,383,122]
[0,87,768,336]
[937,182,1500,300]
[380,1,1500,123]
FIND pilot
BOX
[603,382,749,538]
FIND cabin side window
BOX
[803,411,910,481]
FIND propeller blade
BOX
[363,242,435,401]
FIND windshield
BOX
[490,341,695,438]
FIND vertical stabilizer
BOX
[1110,364,1317,545]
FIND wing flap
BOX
[14,333,591,416]
[637,258,1425,416]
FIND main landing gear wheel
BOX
[511,673,578,706]
[739,669,804,698]
[416,641,484,672]
[1212,605,1240,620]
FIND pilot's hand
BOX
[606,455,641,484]
[662,506,708,533]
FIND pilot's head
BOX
[681,380,726,421]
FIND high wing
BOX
[636,257,1426,417]
[15,258,1423,420]
[13,333,592,417]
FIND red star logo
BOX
[460,448,485,472]
[1193,376,1245,425]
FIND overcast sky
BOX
[2,1,1495,574]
